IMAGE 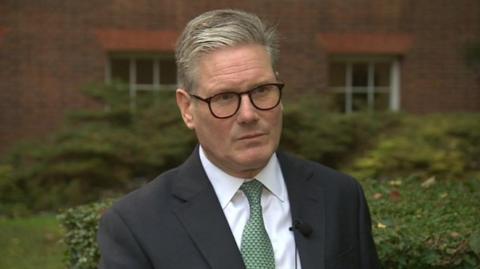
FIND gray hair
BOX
[175,9,279,92]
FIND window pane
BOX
[328,63,346,87]
[374,92,390,110]
[327,58,397,113]
[375,62,390,87]
[137,59,154,84]
[352,63,368,87]
[333,93,346,113]
[159,58,177,84]
[110,58,130,83]
[352,93,368,111]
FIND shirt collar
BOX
[199,146,286,209]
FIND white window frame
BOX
[105,54,177,110]
[329,56,401,113]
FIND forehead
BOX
[195,44,275,94]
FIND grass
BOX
[0,214,65,269]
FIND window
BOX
[106,54,177,108]
[328,56,400,113]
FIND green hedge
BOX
[349,114,480,181]
[0,86,399,215]
[280,97,402,168]
[0,84,196,215]
[58,200,113,269]
[365,178,480,268]
[58,178,480,269]
[1,83,480,216]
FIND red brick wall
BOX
[0,0,479,155]
[0,3,104,156]
[400,1,480,113]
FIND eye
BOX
[252,84,274,96]
[211,92,238,105]
[219,93,236,100]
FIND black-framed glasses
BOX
[190,82,284,119]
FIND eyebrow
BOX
[209,80,279,95]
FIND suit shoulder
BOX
[278,151,362,190]
[108,166,180,218]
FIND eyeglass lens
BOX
[209,83,282,118]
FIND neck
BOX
[201,148,269,179]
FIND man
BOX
[98,9,380,269]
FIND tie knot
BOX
[240,180,263,204]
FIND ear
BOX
[176,88,195,129]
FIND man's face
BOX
[176,44,283,178]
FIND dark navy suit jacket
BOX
[98,147,380,268]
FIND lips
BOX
[237,132,266,140]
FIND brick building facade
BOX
[1,0,479,155]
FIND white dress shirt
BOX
[199,146,301,269]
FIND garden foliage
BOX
[1,84,480,215]
[349,114,480,181]
[0,86,402,215]
[280,96,402,168]
[1,83,479,267]
[58,200,113,269]
[0,84,196,215]
[59,178,480,269]
[365,177,480,268]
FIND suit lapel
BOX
[278,152,326,269]
[169,149,326,269]
[171,148,245,269]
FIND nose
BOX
[236,94,258,123]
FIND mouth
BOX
[237,132,267,141]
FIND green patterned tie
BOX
[240,180,275,269]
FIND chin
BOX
[237,147,274,167]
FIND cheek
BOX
[197,118,232,144]
[269,109,283,131]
